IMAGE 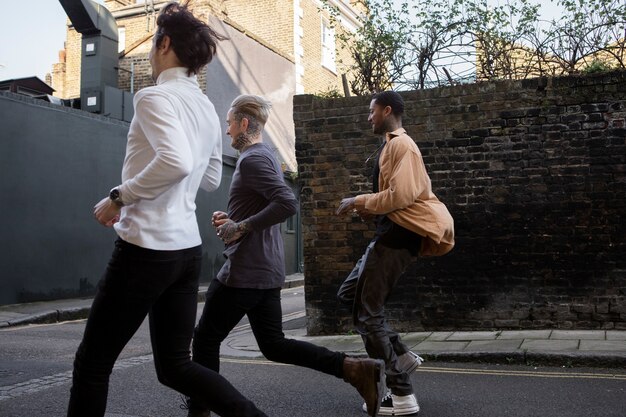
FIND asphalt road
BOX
[1,287,625,417]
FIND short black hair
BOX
[155,2,228,76]
[372,90,404,116]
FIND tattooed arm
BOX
[215,218,251,244]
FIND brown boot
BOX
[343,357,386,417]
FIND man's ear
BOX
[158,35,172,54]
[383,105,393,117]
[240,117,249,132]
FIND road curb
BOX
[282,278,305,289]
[4,279,305,328]
[423,350,626,368]
[3,310,60,327]
[57,306,92,322]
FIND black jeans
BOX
[338,239,415,396]
[192,279,345,407]
[67,239,266,417]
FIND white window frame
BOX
[118,27,126,53]
[321,18,336,73]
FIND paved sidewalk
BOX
[269,327,626,368]
[0,274,306,328]
[2,273,625,368]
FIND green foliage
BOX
[322,0,411,95]
[320,0,626,91]
[468,0,542,80]
[315,87,343,99]
[544,0,626,74]
[402,0,471,88]
[581,59,615,73]
[285,170,299,182]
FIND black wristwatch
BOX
[109,188,125,207]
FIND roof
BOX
[0,77,55,95]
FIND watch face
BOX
[110,189,120,200]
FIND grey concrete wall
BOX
[0,92,129,305]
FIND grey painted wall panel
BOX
[206,16,297,172]
[1,93,128,305]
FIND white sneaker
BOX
[397,351,424,374]
[363,392,419,416]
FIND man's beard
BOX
[232,132,252,151]
[372,121,388,135]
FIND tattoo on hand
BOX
[217,220,250,244]
[218,220,238,242]
[237,220,250,234]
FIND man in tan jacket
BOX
[336,90,454,416]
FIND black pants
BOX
[338,239,415,396]
[192,279,345,400]
[67,239,266,417]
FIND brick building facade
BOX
[50,0,361,99]
[294,71,626,334]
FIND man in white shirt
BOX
[67,3,267,417]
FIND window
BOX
[321,19,336,73]
[118,27,126,53]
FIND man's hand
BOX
[94,197,121,227]
[356,209,375,222]
[216,219,250,244]
[336,197,357,215]
[211,211,229,228]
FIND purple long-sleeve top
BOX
[216,142,298,289]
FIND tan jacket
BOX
[354,128,455,257]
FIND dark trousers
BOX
[337,239,415,396]
[192,279,345,396]
[67,239,266,417]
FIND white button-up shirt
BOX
[114,67,222,250]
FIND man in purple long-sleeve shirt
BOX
[188,95,386,417]
[213,128,296,290]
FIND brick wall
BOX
[299,0,353,95]
[55,28,81,99]
[295,71,626,334]
[116,6,157,93]
[51,49,67,98]
[222,0,294,58]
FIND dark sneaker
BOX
[363,392,420,416]
[343,357,386,417]
[180,396,211,417]
[397,351,424,374]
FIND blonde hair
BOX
[230,95,273,131]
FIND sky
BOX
[0,0,563,83]
[0,0,110,81]
[0,0,68,81]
